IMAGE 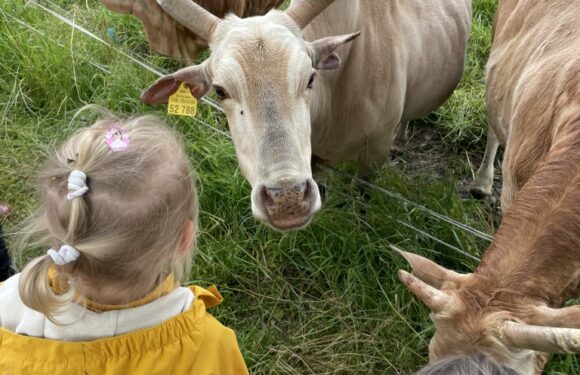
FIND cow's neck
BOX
[475,120,580,306]
[303,0,361,148]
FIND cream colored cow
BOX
[142,0,472,230]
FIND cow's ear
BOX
[308,31,361,70]
[140,61,212,104]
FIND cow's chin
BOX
[265,213,314,232]
[252,200,321,231]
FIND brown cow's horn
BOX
[398,270,451,313]
[156,0,220,42]
[284,0,336,29]
[501,321,580,353]
[391,245,469,288]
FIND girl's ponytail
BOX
[18,168,88,322]
[18,255,75,323]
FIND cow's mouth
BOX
[266,210,314,231]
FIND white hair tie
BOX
[47,244,81,265]
[67,169,89,200]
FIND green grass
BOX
[0,1,577,374]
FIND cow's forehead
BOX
[212,12,305,60]
[210,15,312,101]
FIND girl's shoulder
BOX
[0,277,231,344]
[0,284,248,375]
[0,273,31,330]
[0,275,197,341]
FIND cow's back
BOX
[487,0,580,196]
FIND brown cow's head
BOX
[99,0,285,62]
[395,247,580,375]
[140,0,360,231]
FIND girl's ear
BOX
[179,220,196,255]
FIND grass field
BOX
[0,1,578,374]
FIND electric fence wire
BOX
[25,1,493,256]
[328,166,494,242]
[29,0,224,112]
[332,190,481,261]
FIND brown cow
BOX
[99,0,284,62]
[399,1,580,374]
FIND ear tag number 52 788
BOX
[168,83,198,117]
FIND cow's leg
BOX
[470,126,500,198]
[352,135,392,191]
[391,121,408,155]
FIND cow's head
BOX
[141,0,359,231]
[99,0,285,62]
[395,247,580,375]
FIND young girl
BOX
[0,110,248,374]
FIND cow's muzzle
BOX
[251,177,321,231]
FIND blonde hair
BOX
[17,107,198,322]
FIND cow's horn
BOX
[501,321,580,353]
[398,270,451,313]
[156,0,220,42]
[285,0,336,29]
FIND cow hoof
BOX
[390,145,405,158]
[469,186,491,200]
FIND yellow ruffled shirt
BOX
[0,274,249,375]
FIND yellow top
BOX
[0,284,249,375]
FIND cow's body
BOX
[304,0,472,171]
[401,1,580,374]
[141,0,472,230]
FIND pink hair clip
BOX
[105,125,130,152]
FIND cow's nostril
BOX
[260,185,272,206]
[265,186,283,199]
[303,180,314,201]
[292,182,307,194]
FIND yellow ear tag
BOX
[167,83,198,117]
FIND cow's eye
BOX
[307,73,316,89]
[214,85,229,100]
